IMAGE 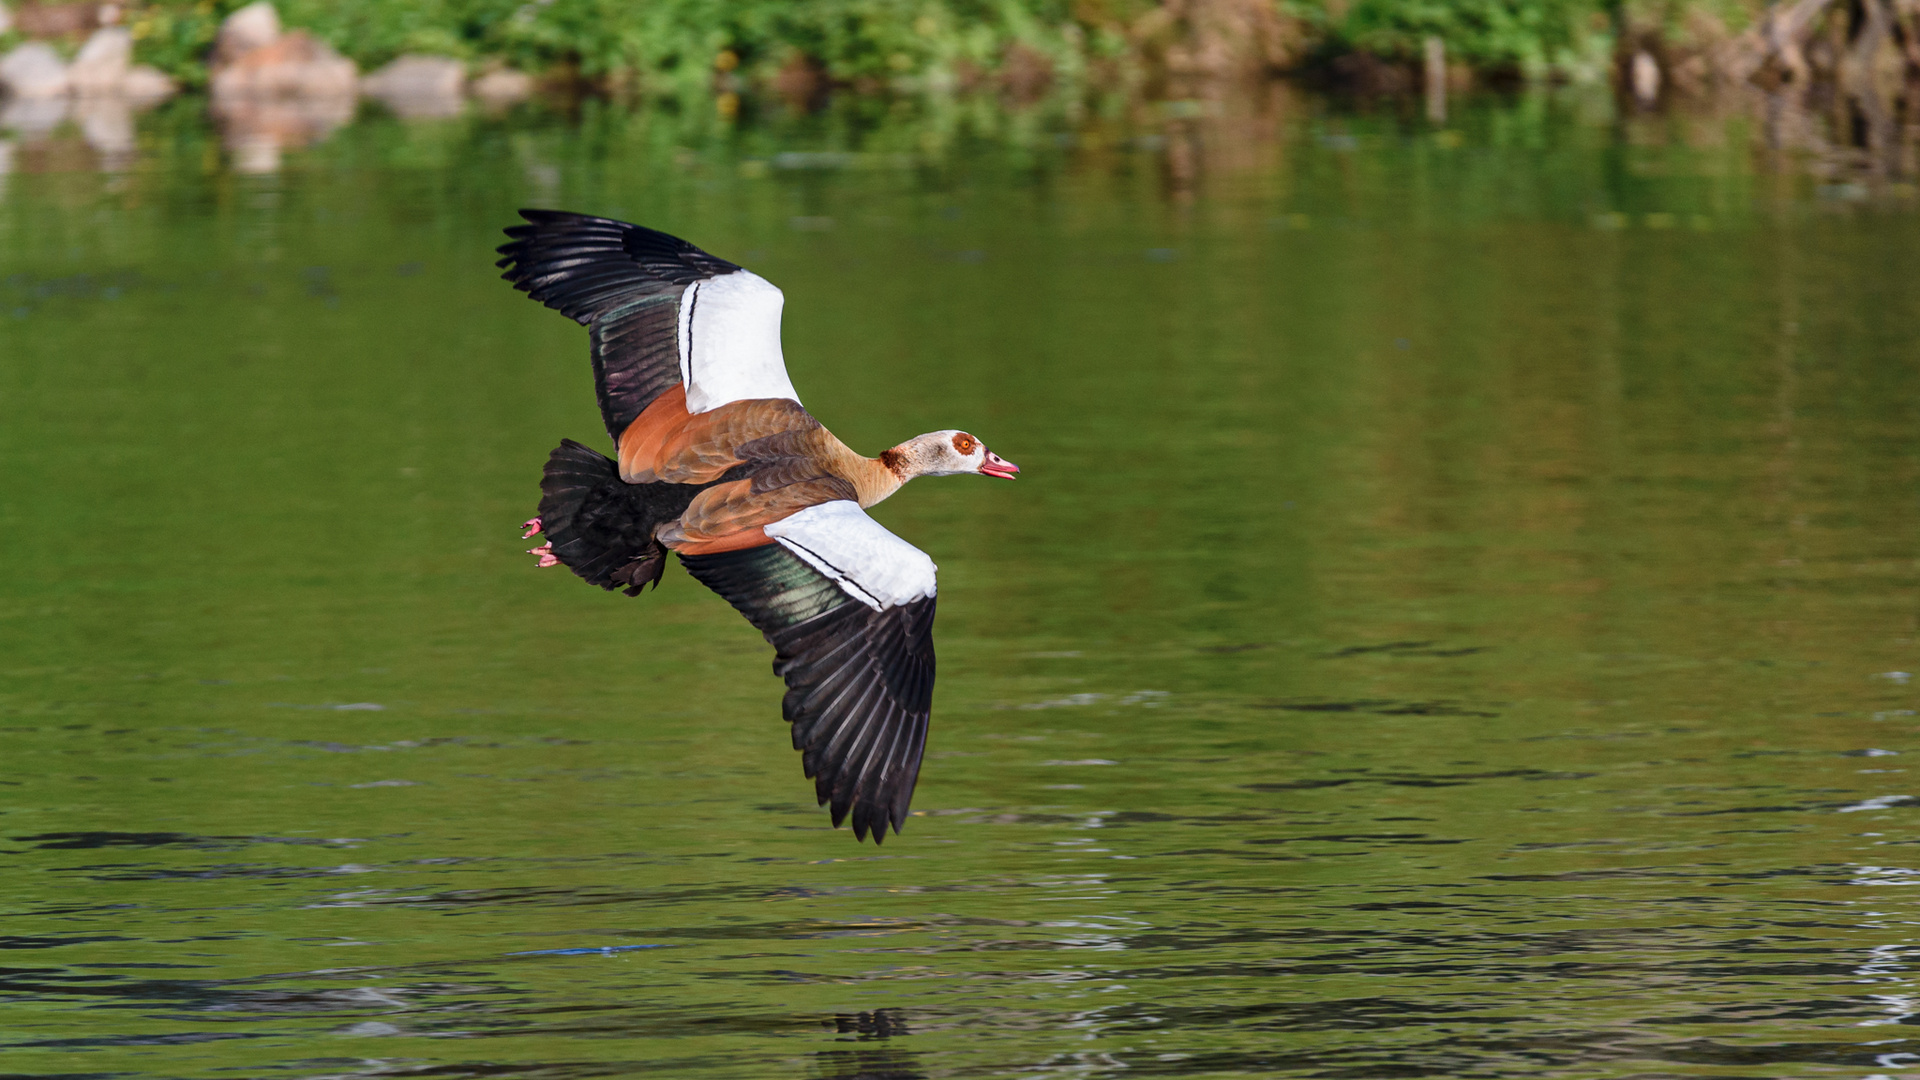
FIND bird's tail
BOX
[534,439,673,596]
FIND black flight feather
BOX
[497,210,742,442]
[682,547,937,842]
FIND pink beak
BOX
[980,449,1020,479]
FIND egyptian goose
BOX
[497,210,1018,843]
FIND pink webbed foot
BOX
[522,517,543,539]
[528,542,558,568]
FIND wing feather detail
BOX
[500,209,806,441]
[681,543,937,842]
[674,271,801,414]
[762,501,937,612]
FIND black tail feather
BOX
[536,440,704,596]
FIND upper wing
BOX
[679,501,939,842]
[496,210,802,443]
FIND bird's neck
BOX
[812,431,907,508]
[856,449,909,508]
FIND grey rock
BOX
[121,64,175,103]
[218,1,282,63]
[0,43,70,99]
[360,54,464,118]
[210,31,356,99]
[471,67,533,105]
[70,28,132,96]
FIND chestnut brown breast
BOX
[617,385,817,485]
[619,388,902,553]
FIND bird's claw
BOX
[521,516,543,539]
[528,542,558,568]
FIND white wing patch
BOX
[763,501,938,611]
[676,270,802,414]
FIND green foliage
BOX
[274,0,492,66]
[1336,0,1598,72]
[118,0,1763,91]
[126,1,226,86]
[123,0,1109,94]
[1299,0,1763,76]
[1616,0,1757,43]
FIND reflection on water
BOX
[211,92,355,175]
[6,74,1920,193]
[2,86,1920,1078]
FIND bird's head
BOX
[884,430,1020,481]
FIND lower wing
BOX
[679,502,938,842]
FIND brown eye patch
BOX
[951,434,978,455]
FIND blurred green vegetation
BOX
[1330,0,1604,74]
[122,0,1137,91]
[1317,0,1755,77]
[119,0,1766,91]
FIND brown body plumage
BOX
[615,383,932,555]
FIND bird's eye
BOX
[952,434,977,455]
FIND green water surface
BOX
[3,91,1920,1078]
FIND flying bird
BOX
[496,210,1019,843]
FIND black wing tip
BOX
[835,806,902,844]
[689,558,932,848]
[496,208,635,257]
[776,599,935,846]
[820,778,912,843]
[513,207,617,227]
[493,208,738,321]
